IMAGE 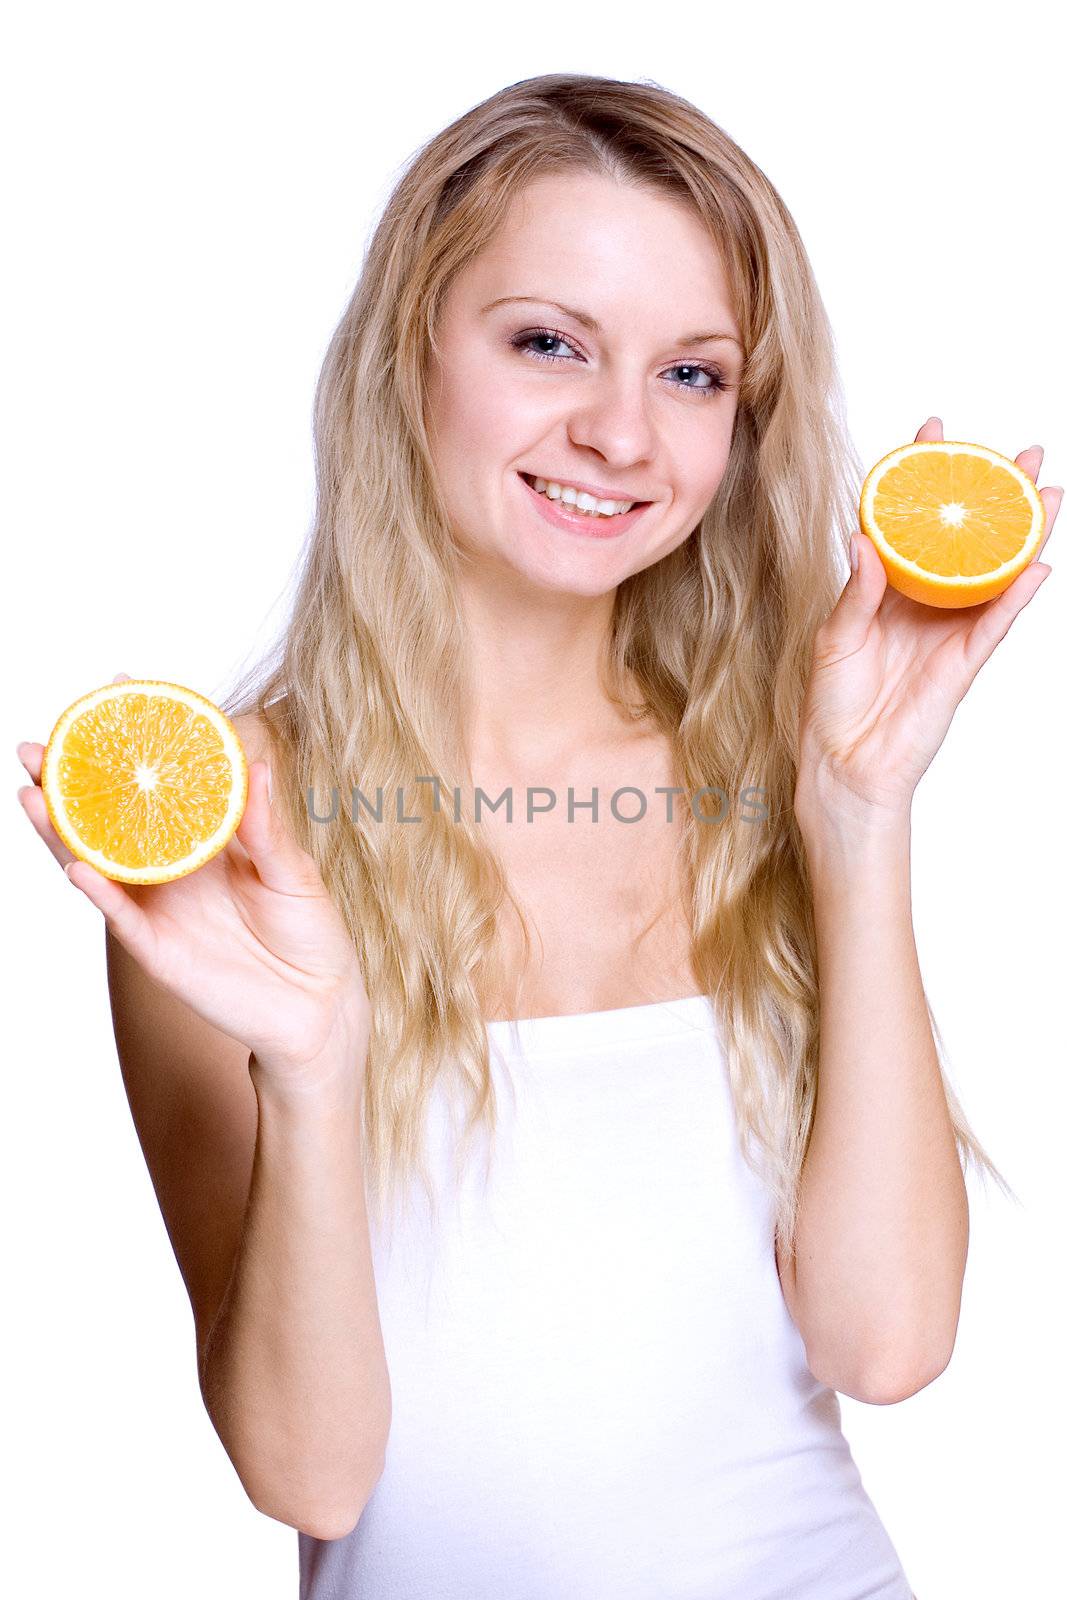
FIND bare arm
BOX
[200,1047,392,1541]
[778,802,969,1405]
[18,704,391,1543]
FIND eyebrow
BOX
[480,295,743,351]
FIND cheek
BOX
[700,459,729,505]
[688,418,735,503]
[438,368,509,465]
[453,390,536,486]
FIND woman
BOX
[16,73,1058,1598]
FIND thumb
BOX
[821,531,886,655]
[236,760,321,893]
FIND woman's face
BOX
[424,169,743,595]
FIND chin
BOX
[503,547,638,598]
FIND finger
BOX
[16,740,44,783]
[812,524,889,656]
[1015,443,1043,486]
[19,771,166,972]
[915,416,943,443]
[236,760,321,894]
[17,781,78,868]
[960,561,1052,681]
[62,856,162,971]
[1035,484,1061,561]
[816,528,889,658]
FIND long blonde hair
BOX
[219,72,1014,1260]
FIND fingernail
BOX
[849,534,859,573]
[64,862,77,880]
[15,742,27,760]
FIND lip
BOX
[516,472,652,540]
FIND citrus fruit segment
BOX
[859,440,1045,608]
[41,680,249,884]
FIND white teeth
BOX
[529,476,634,517]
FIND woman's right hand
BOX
[16,676,371,1093]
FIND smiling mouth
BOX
[517,472,652,510]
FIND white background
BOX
[4,2,1064,1595]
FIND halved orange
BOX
[41,680,248,884]
[859,440,1045,608]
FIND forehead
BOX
[452,170,741,343]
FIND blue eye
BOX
[511,327,730,399]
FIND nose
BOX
[565,367,657,472]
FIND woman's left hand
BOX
[795,416,1061,829]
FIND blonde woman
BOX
[16,73,1058,1599]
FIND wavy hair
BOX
[218,72,1014,1262]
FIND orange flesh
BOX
[57,694,235,868]
[873,454,1034,577]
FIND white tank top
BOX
[299,994,915,1598]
